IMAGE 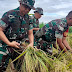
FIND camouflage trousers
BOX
[0,47,19,72]
[25,37,54,54]
[34,38,54,55]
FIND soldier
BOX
[32,7,43,35]
[34,11,72,55]
[0,0,35,71]
[25,7,43,44]
[27,7,43,45]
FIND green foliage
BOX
[69,26,72,33]
[39,22,45,28]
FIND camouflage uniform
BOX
[32,7,43,46]
[33,7,43,34]
[29,15,39,46]
[25,7,43,43]
[34,18,69,54]
[0,0,35,70]
[31,15,39,34]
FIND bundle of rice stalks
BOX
[52,48,72,72]
[18,47,54,72]
[57,51,72,70]
[53,57,69,72]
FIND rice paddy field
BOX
[6,33,72,72]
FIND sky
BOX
[0,0,72,23]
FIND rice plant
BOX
[6,33,72,72]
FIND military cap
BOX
[18,0,35,9]
[34,7,43,15]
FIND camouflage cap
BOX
[18,0,35,9]
[34,7,43,15]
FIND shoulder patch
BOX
[63,32,68,37]
[8,15,15,19]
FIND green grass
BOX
[39,22,44,28]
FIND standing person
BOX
[32,7,43,35]
[29,7,43,46]
[25,7,43,44]
[0,0,35,71]
[34,11,72,55]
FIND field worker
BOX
[28,7,43,46]
[34,11,72,55]
[25,7,43,44]
[0,0,35,71]
[32,7,43,35]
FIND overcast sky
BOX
[0,0,72,23]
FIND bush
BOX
[39,22,45,28]
[69,27,72,33]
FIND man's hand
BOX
[57,38,67,52]
[8,41,20,48]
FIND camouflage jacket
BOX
[35,18,69,44]
[0,7,33,52]
[30,15,39,34]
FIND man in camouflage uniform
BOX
[0,0,35,71]
[25,7,43,44]
[32,7,43,35]
[29,7,43,45]
[34,11,72,55]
